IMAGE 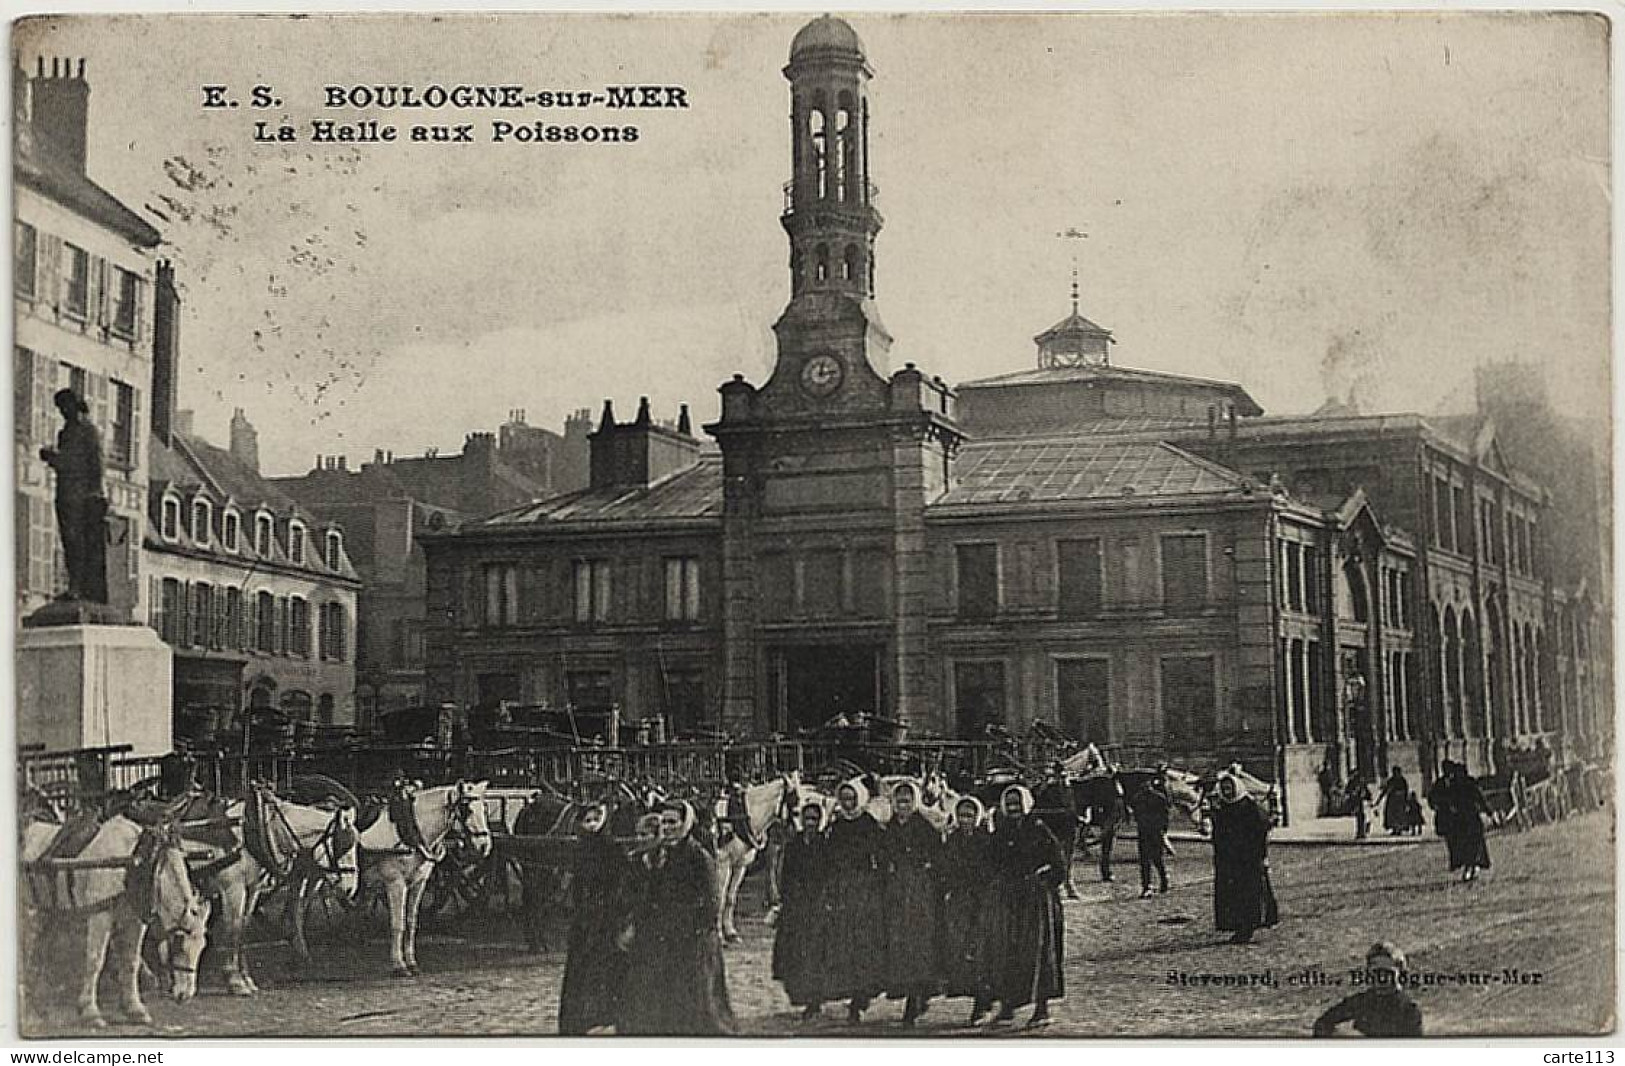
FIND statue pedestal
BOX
[16,624,173,758]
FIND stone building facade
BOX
[420,16,1609,820]
[14,57,161,623]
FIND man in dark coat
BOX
[773,800,832,1020]
[881,780,943,1026]
[989,785,1065,1028]
[823,780,887,1025]
[1211,773,1278,944]
[558,803,630,1035]
[1128,774,1172,897]
[939,796,998,1025]
[617,803,735,1035]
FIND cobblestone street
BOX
[25,812,1613,1039]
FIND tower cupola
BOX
[1035,272,1114,367]
[782,15,881,301]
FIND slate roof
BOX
[1035,310,1113,341]
[472,456,724,529]
[15,124,160,248]
[958,362,1265,416]
[934,436,1250,508]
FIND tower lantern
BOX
[782,15,882,300]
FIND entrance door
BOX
[776,645,881,733]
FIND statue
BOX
[40,388,109,604]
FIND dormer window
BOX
[254,512,275,557]
[160,495,181,541]
[288,521,306,566]
[191,498,212,544]
[222,510,240,553]
[324,529,343,570]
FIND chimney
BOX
[677,403,692,436]
[589,397,702,489]
[31,57,91,174]
[151,260,180,446]
[229,407,260,474]
[337,455,348,472]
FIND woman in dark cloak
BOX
[1210,772,1279,944]
[938,795,998,1025]
[558,803,629,1035]
[617,802,735,1035]
[823,779,887,1025]
[881,780,943,1026]
[1427,760,1491,881]
[988,785,1065,1028]
[1377,767,1413,836]
[773,799,832,1020]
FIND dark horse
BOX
[1070,773,1128,883]
[508,784,655,952]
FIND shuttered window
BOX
[1160,533,1208,616]
[1056,658,1110,743]
[1161,655,1216,752]
[111,268,141,339]
[14,222,37,298]
[664,557,701,622]
[1057,538,1102,619]
[955,543,999,619]
[62,244,89,319]
[573,559,612,623]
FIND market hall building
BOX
[421,16,1610,823]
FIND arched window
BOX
[1443,607,1462,738]
[191,498,212,544]
[834,105,850,201]
[325,529,343,570]
[161,495,181,541]
[222,509,240,553]
[815,243,829,283]
[1461,609,1482,737]
[255,512,275,557]
[809,106,827,200]
[288,521,306,566]
[843,244,860,282]
[317,693,335,726]
[1340,562,1369,623]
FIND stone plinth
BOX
[16,624,173,757]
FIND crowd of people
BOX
[551,755,1501,1035]
[773,779,1065,1028]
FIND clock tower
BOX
[707,17,963,736]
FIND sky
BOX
[13,12,1611,476]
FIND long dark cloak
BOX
[558,831,630,1035]
[1210,796,1280,933]
[617,839,735,1035]
[821,812,887,1001]
[937,827,998,1000]
[772,830,832,1007]
[881,813,943,995]
[988,814,1065,1009]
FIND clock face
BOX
[800,354,844,397]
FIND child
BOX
[1312,942,1423,1037]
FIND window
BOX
[804,550,842,617]
[324,530,343,570]
[1451,486,1470,556]
[225,587,243,649]
[161,577,184,644]
[191,498,212,544]
[108,380,135,467]
[1283,542,1303,611]
[760,553,793,619]
[1057,538,1103,619]
[190,582,212,648]
[574,559,612,623]
[484,563,520,626]
[287,521,306,565]
[664,557,701,622]
[111,268,140,339]
[256,591,276,652]
[62,244,89,319]
[289,597,310,657]
[255,513,274,556]
[566,669,615,712]
[955,543,999,619]
[222,510,240,553]
[161,496,181,540]
[1433,476,1452,550]
[320,602,348,661]
[1303,546,1321,613]
[15,222,37,298]
[1161,655,1216,752]
[953,660,1007,737]
[1160,533,1208,616]
[659,666,706,737]
[1056,658,1110,743]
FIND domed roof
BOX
[790,15,865,60]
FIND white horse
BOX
[22,816,212,1028]
[358,780,491,976]
[714,774,801,943]
[181,789,360,996]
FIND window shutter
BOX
[249,593,260,652]
[90,258,107,330]
[275,597,288,655]
[213,586,228,649]
[176,580,191,644]
[149,575,163,632]
[40,235,61,314]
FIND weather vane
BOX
[1055,226,1089,314]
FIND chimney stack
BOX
[31,56,91,174]
[151,260,180,446]
[229,407,260,474]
